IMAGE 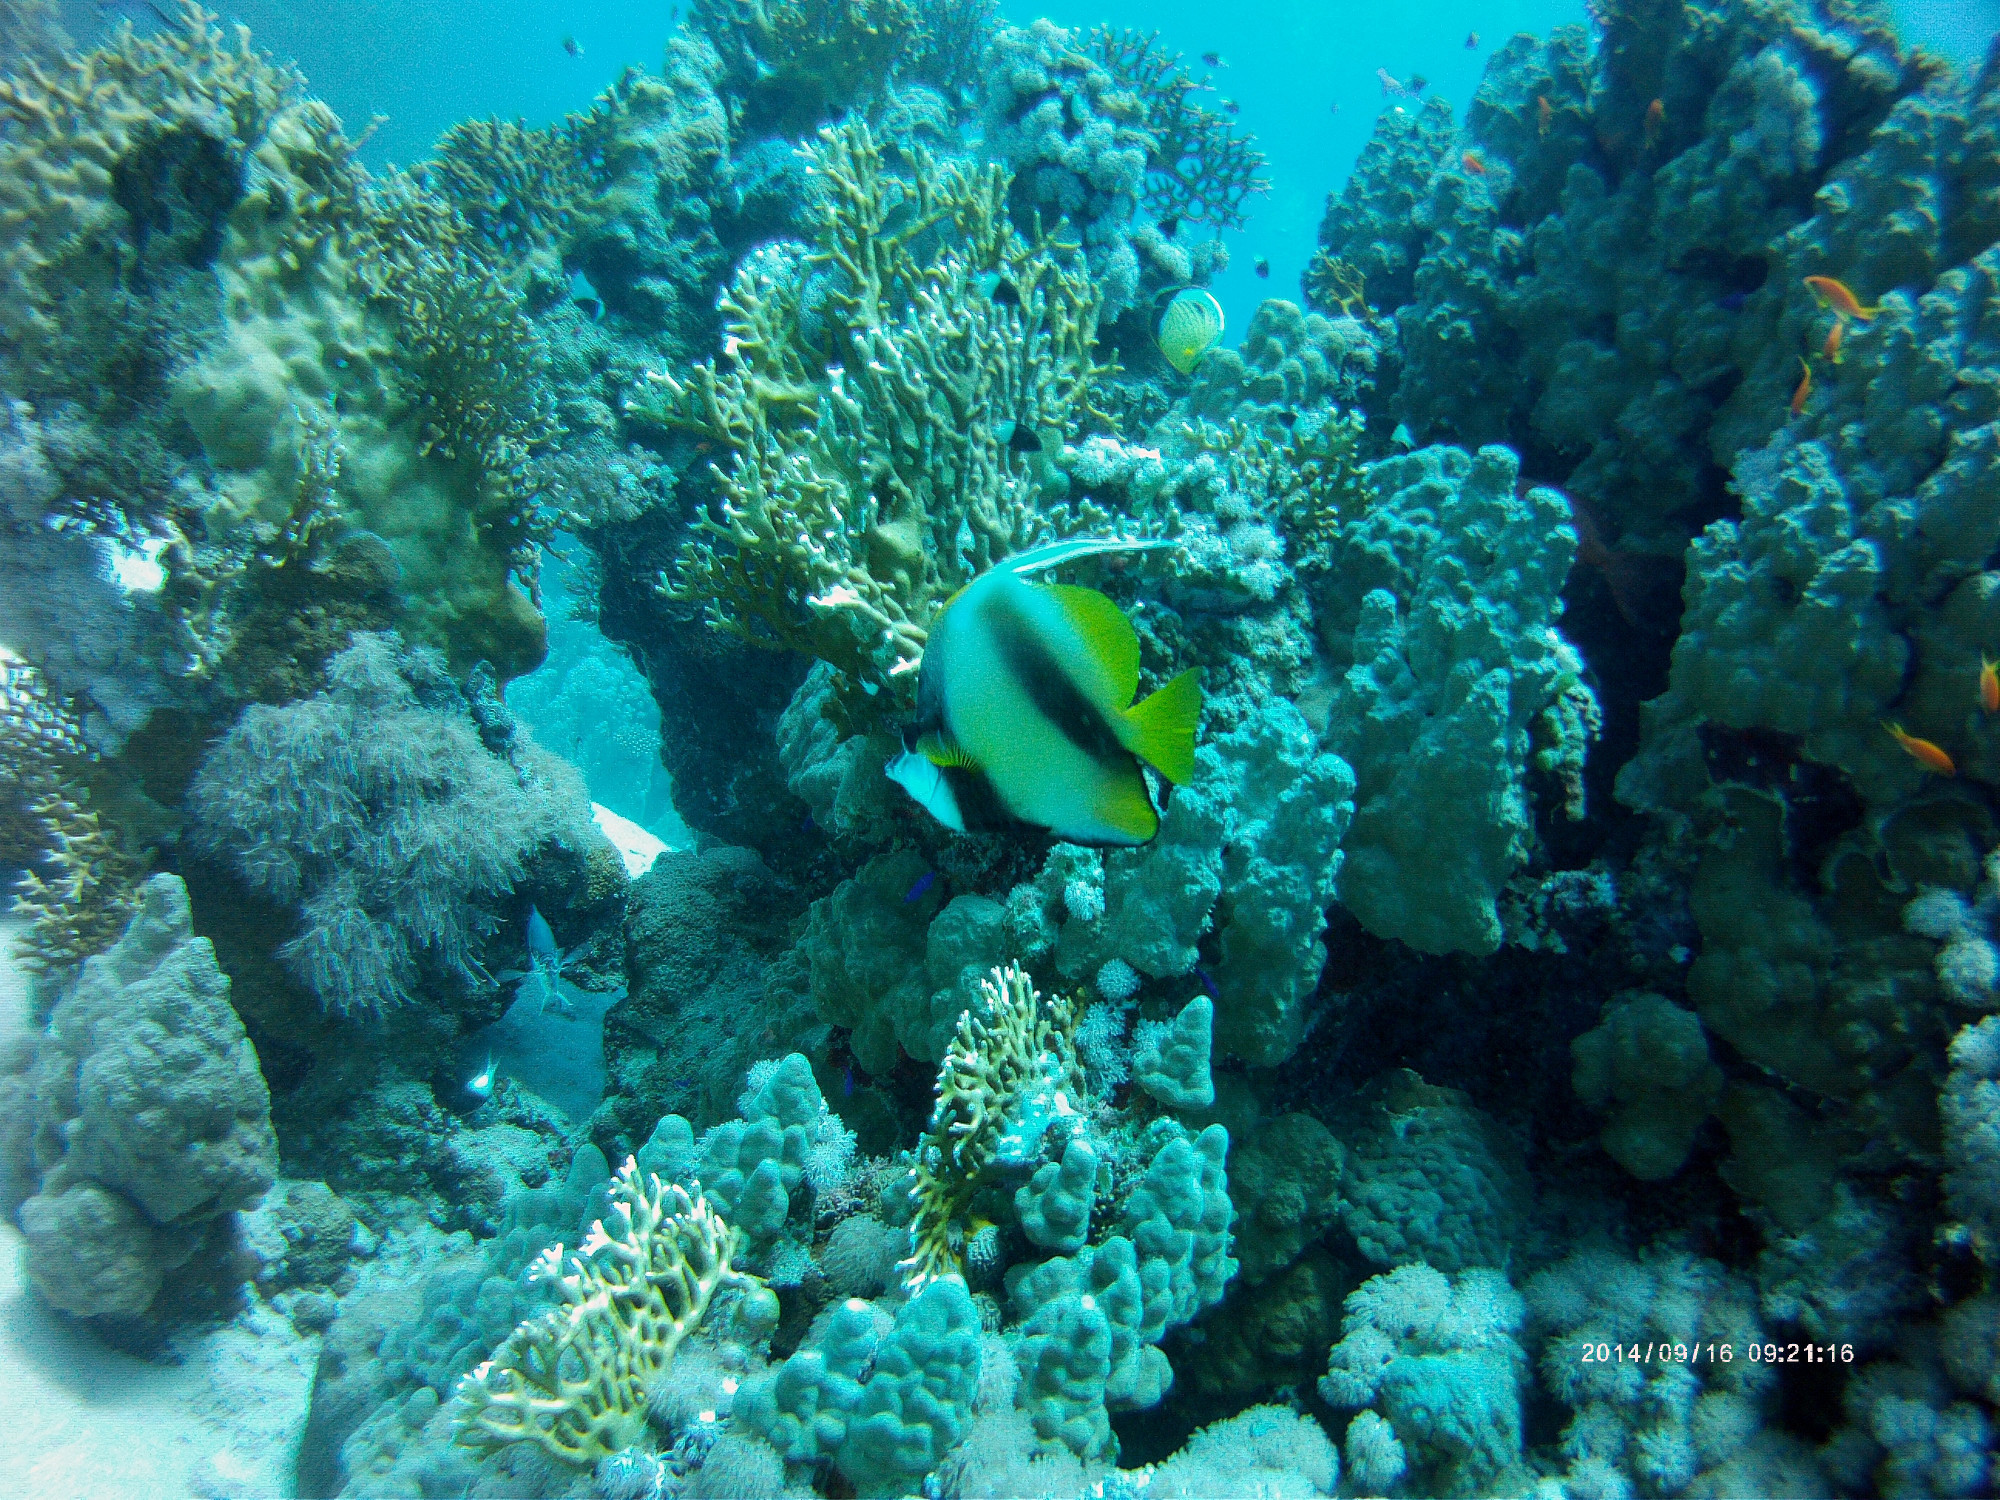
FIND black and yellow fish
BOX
[886,539,1201,846]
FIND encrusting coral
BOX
[452,1154,775,1467]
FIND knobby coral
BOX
[452,1155,770,1466]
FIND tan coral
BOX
[453,1156,770,1467]
[1,655,146,973]
[904,963,1081,1288]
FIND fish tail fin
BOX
[1121,668,1202,785]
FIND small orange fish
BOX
[1537,95,1553,137]
[1789,356,1812,417]
[1885,722,1955,775]
[1822,319,1845,364]
[1644,97,1665,149]
[1982,656,1999,714]
[1462,150,1487,175]
[1804,275,1883,322]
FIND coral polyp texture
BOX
[11,1,2000,1497]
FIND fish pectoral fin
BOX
[1119,668,1202,785]
[917,729,981,770]
[1045,584,1141,703]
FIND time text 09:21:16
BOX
[1578,1342,1856,1365]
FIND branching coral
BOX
[904,963,1082,1288]
[1084,29,1269,231]
[640,122,1111,705]
[1302,250,1371,319]
[452,1155,770,1467]
[421,115,605,264]
[1184,407,1372,572]
[0,1,313,374]
[1,655,146,974]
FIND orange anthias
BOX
[1804,275,1883,322]
[1462,150,1487,175]
[1644,97,1665,148]
[1981,655,1999,714]
[1537,95,1553,137]
[1822,319,1845,365]
[1885,722,1955,776]
[1789,356,1812,417]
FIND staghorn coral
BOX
[1302,250,1371,319]
[0,0,66,75]
[421,115,606,266]
[904,962,1082,1288]
[0,654,147,974]
[640,121,1111,710]
[1084,28,1269,232]
[451,1155,772,1467]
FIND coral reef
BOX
[13,3,2000,1499]
[0,875,277,1317]
[980,21,1247,323]
[640,120,1109,714]
[0,1,558,738]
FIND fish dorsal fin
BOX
[1045,584,1140,706]
[1002,536,1178,577]
[918,729,981,770]
[1119,667,1202,786]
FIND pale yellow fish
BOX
[1156,287,1225,375]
